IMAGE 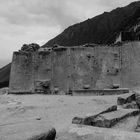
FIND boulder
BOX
[0,119,56,140]
[117,94,136,106]
[117,97,126,105]
[72,117,84,125]
[27,128,56,140]
[122,101,138,109]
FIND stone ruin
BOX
[9,41,140,94]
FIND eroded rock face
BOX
[117,97,126,105]
[117,94,136,105]
[58,125,140,140]
[72,105,117,126]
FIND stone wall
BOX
[9,41,140,93]
[9,52,34,93]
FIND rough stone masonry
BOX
[9,41,140,94]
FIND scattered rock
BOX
[58,125,140,140]
[117,94,137,109]
[83,85,90,89]
[53,88,59,94]
[117,97,126,105]
[36,117,41,120]
[122,101,138,109]
[72,117,84,125]
[21,43,40,52]
[0,120,56,140]
[117,94,136,105]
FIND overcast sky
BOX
[0,0,137,64]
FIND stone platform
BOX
[72,108,140,128]
[72,88,129,96]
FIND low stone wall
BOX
[72,88,129,96]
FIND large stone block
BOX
[72,107,140,128]
[72,105,117,125]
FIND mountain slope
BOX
[43,1,140,47]
[1,1,140,88]
[0,63,11,88]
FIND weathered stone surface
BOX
[72,105,117,125]
[122,101,138,109]
[21,43,40,52]
[72,108,140,128]
[117,94,136,105]
[126,94,136,103]
[57,125,140,140]
[0,119,56,140]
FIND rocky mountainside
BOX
[43,1,140,47]
[0,63,11,88]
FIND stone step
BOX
[72,108,140,128]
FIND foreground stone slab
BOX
[57,125,140,140]
[0,119,56,140]
[72,108,140,128]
